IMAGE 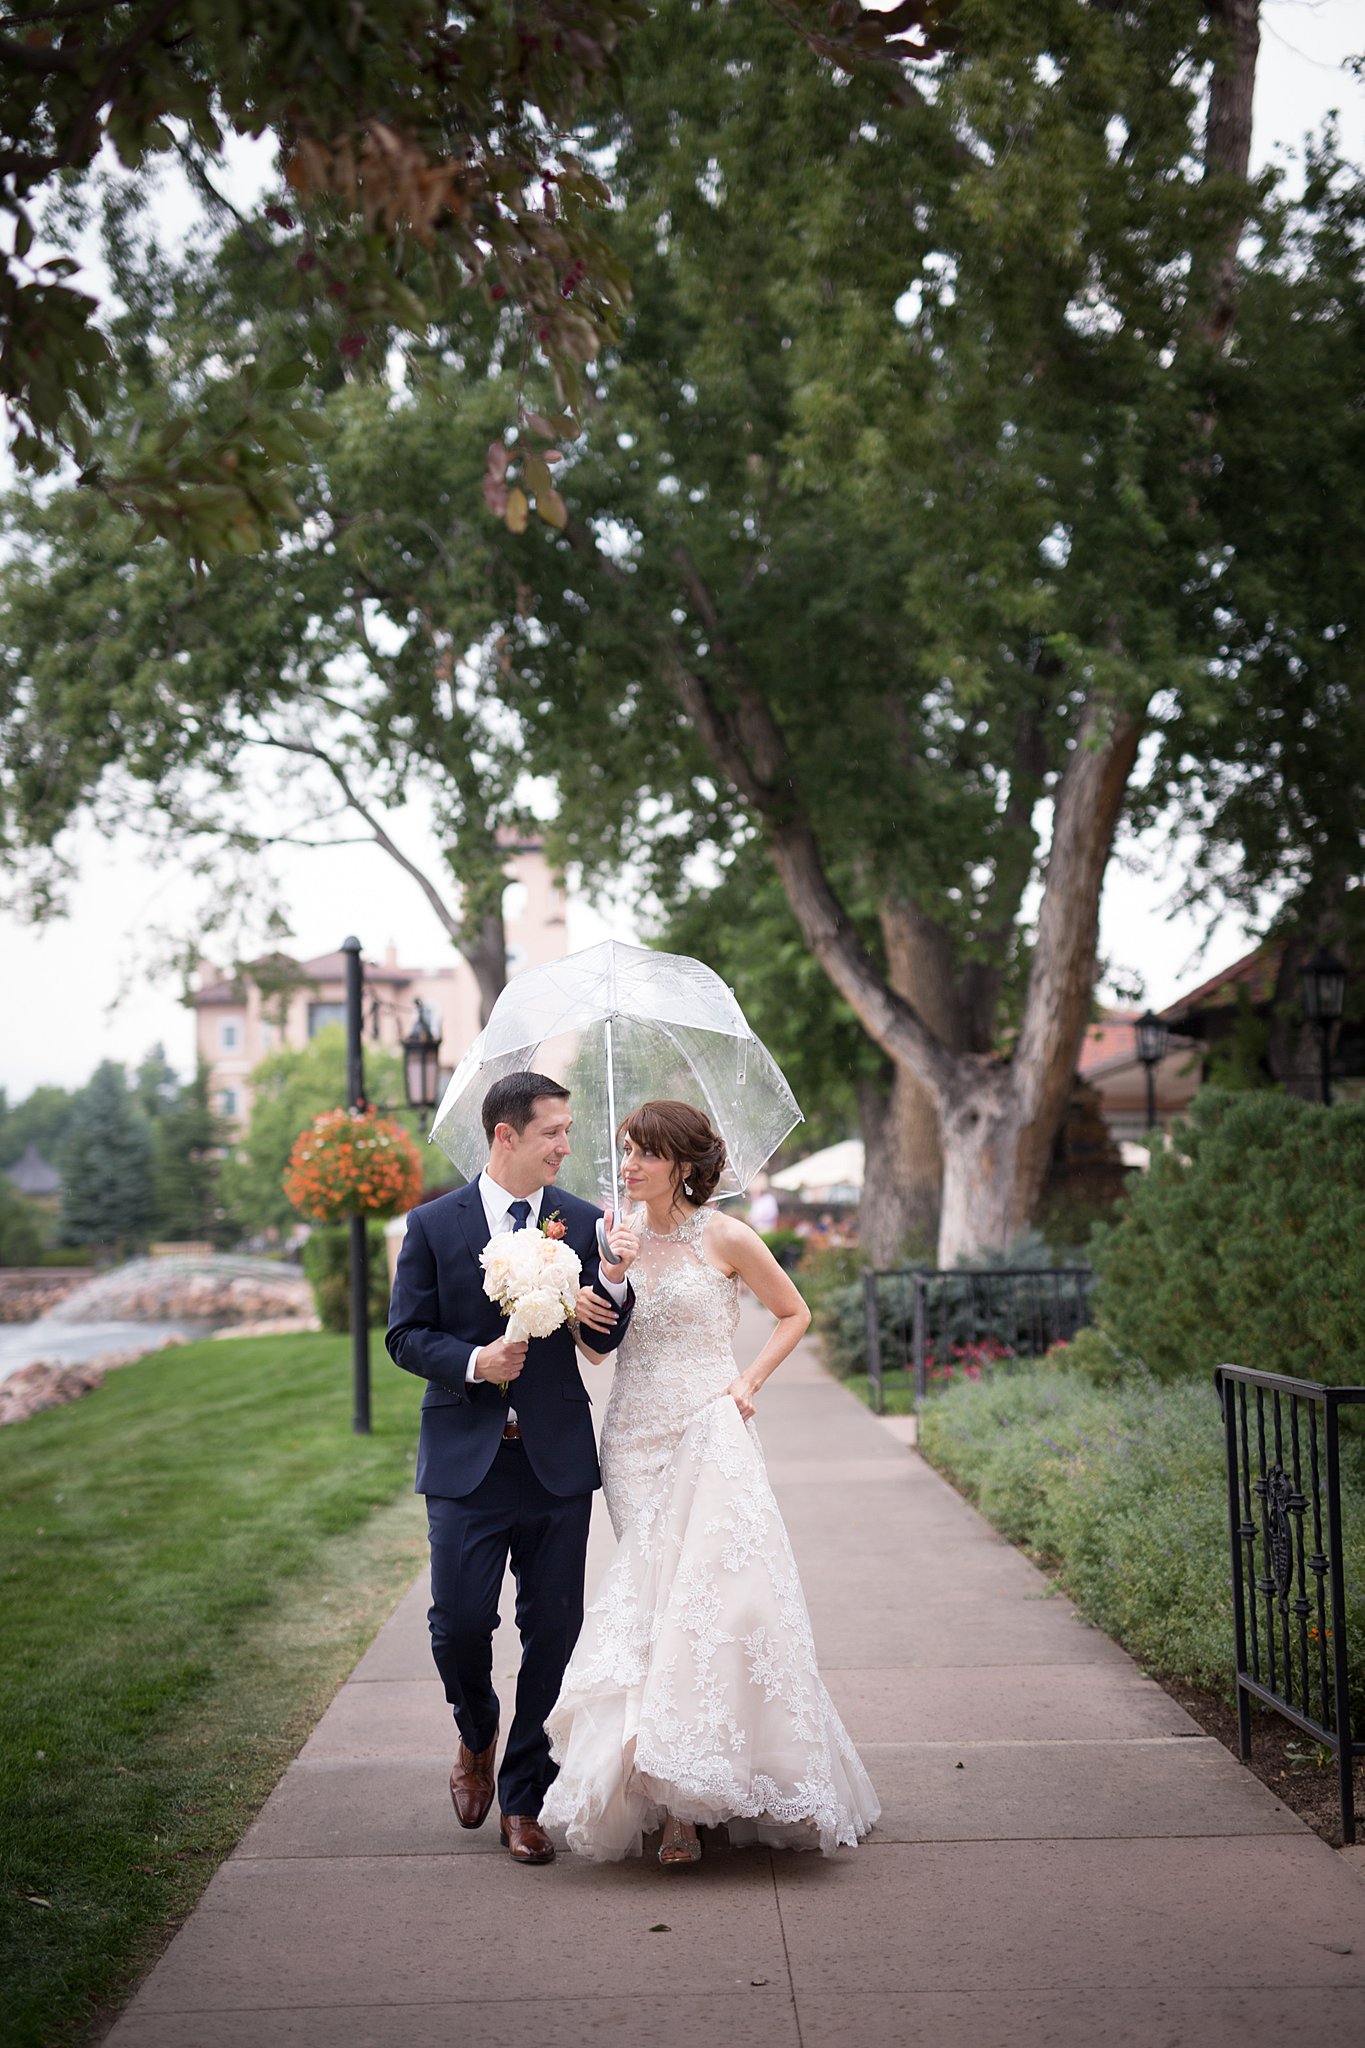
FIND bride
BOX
[540,1099,880,1865]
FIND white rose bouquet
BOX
[480,1214,582,1392]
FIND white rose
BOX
[506,1234,547,1288]
[506,1288,568,1341]
[480,1242,517,1300]
[542,1239,582,1289]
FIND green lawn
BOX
[0,1331,425,2048]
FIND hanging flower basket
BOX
[283,1108,424,1224]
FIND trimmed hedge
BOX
[919,1365,1365,1719]
[302,1223,393,1332]
[1091,1092,1365,1385]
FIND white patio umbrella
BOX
[770,1138,865,1196]
[429,941,803,1212]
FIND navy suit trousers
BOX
[426,1438,593,1818]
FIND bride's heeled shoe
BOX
[659,1815,702,1867]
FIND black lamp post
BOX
[401,1000,444,1114]
[342,949,447,1435]
[1300,948,1347,1107]
[1134,1009,1170,1133]
[342,937,371,1435]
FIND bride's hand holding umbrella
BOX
[598,1205,640,1284]
[576,1208,641,1334]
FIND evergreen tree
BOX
[60,1061,154,1253]
[134,1044,180,1124]
[151,1063,230,1245]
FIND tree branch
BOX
[1012,693,1144,1121]
[660,546,960,1103]
[1196,0,1261,351]
[253,728,467,948]
[0,33,82,74]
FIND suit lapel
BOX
[453,1179,491,1269]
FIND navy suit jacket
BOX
[385,1181,633,1500]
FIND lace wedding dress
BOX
[541,1207,880,1860]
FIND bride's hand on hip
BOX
[727,1376,758,1423]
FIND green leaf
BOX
[536,486,568,531]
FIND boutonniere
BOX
[540,1211,568,1240]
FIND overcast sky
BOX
[1,1,1360,1100]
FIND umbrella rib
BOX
[651,1019,747,1193]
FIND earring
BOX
[684,1181,694,1196]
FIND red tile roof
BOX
[192,950,424,1006]
[1157,945,1277,1018]
[1078,1011,1141,1075]
[296,950,413,986]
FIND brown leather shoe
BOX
[499,1812,555,1864]
[449,1728,498,1830]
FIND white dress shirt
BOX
[467,1173,626,1410]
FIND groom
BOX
[386,1072,635,1865]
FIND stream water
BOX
[0,1317,215,1383]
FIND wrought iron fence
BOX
[861,1266,1093,1414]
[1214,1365,1365,1845]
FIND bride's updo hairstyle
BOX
[619,1100,727,1206]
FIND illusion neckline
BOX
[638,1205,706,1241]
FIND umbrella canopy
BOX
[429,941,802,1207]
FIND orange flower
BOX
[283,1106,423,1222]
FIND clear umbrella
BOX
[429,940,802,1211]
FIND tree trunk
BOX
[463,906,509,1026]
[937,1064,1028,1265]
[865,894,966,1255]
[857,1066,941,1264]
[933,696,1144,1262]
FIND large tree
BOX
[457,0,1272,1261]
[0,0,949,556]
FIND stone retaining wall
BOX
[0,1270,89,1323]
[53,1257,313,1327]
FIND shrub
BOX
[816,1258,1093,1383]
[919,1366,1365,1717]
[812,1272,907,1379]
[302,1224,393,1333]
[1091,1092,1365,1385]
[0,1179,47,1266]
[797,1243,863,1292]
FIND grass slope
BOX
[0,1331,424,2048]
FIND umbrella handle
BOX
[596,1217,614,1268]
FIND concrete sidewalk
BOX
[107,1309,1365,2047]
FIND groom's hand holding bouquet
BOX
[479,1214,580,1393]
